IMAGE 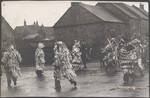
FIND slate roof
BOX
[2,16,14,33]
[14,25,54,40]
[132,5,148,17]
[43,27,53,34]
[15,25,41,34]
[121,3,148,20]
[96,3,149,20]
[42,27,54,40]
[1,16,15,50]
[111,3,139,19]
[80,3,124,23]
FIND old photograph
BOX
[1,1,149,97]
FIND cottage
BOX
[96,3,149,41]
[15,20,54,48]
[1,16,15,52]
[123,3,149,40]
[14,20,54,65]
[132,4,148,17]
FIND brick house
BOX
[14,20,54,65]
[53,2,128,45]
[53,2,129,58]
[132,4,148,17]
[124,4,149,40]
[96,3,149,41]
[1,16,15,52]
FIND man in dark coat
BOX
[99,48,105,67]
[80,41,87,68]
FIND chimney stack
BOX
[71,2,81,6]
[41,24,44,27]
[140,3,144,10]
[33,21,35,25]
[36,21,38,26]
[24,19,26,26]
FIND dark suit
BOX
[80,44,87,68]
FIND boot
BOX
[35,70,39,76]
[7,79,11,86]
[84,62,87,68]
[140,70,144,76]
[39,70,43,76]
[69,79,77,88]
[36,70,43,77]
[12,76,17,86]
[73,81,77,88]
[54,79,61,90]
[130,72,136,83]
[14,80,17,85]
[123,73,129,84]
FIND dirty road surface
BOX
[1,61,149,97]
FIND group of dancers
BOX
[1,40,91,91]
[1,36,149,90]
[101,37,149,84]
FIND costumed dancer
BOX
[53,41,77,91]
[131,38,144,76]
[119,43,135,84]
[1,44,22,86]
[35,42,45,76]
[103,38,119,72]
[72,40,84,71]
[141,39,149,68]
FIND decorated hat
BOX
[57,41,63,45]
[38,42,44,48]
[9,44,15,49]
[131,38,141,44]
[111,38,115,41]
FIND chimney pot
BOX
[24,19,26,26]
[140,3,144,10]
[41,24,44,27]
[33,21,35,25]
[36,21,38,26]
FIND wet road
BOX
[1,61,149,97]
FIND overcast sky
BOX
[2,1,149,29]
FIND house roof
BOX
[2,16,14,33]
[15,25,54,40]
[112,3,139,19]
[80,3,124,23]
[41,27,54,40]
[1,16,15,50]
[15,25,41,34]
[42,27,53,35]
[122,3,148,20]
[23,33,38,40]
[132,5,148,17]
